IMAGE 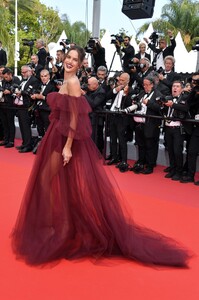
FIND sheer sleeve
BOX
[47,93,92,140]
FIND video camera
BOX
[22,39,36,47]
[110,34,124,45]
[149,32,159,44]
[59,39,70,48]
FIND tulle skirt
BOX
[11,117,192,267]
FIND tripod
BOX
[108,50,123,76]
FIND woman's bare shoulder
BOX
[67,76,81,97]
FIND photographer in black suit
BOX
[91,39,107,74]
[116,36,135,74]
[180,73,199,185]
[107,72,134,172]
[162,81,190,181]
[35,39,49,68]
[14,65,40,153]
[156,56,179,96]
[83,76,106,153]
[144,30,176,71]
[134,42,151,62]
[0,68,20,148]
[30,69,57,153]
[130,76,162,174]
[29,54,44,80]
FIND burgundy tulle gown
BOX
[11,92,192,267]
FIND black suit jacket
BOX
[85,85,106,125]
[0,48,7,66]
[37,81,57,111]
[134,52,151,62]
[20,76,41,107]
[136,89,162,138]
[37,47,49,67]
[148,38,176,68]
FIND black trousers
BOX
[35,109,50,137]
[17,108,32,147]
[135,123,160,168]
[109,115,128,162]
[164,126,184,174]
[187,131,199,178]
[0,107,16,143]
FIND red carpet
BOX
[0,139,199,300]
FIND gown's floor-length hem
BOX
[11,93,193,268]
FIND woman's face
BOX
[64,50,81,74]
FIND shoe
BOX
[16,145,24,150]
[107,158,120,165]
[141,167,153,175]
[0,141,8,146]
[4,142,14,148]
[115,162,123,168]
[163,166,171,173]
[180,176,194,183]
[129,163,144,174]
[194,181,199,186]
[105,154,112,160]
[32,141,41,155]
[119,162,129,173]
[18,146,33,153]
[172,174,181,181]
[165,171,175,178]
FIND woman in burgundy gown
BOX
[11,46,192,267]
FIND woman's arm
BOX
[62,77,81,166]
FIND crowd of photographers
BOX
[0,34,199,185]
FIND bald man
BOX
[83,76,106,153]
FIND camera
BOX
[192,41,199,51]
[110,34,124,45]
[46,56,53,63]
[59,39,70,47]
[156,95,173,105]
[80,76,89,91]
[85,38,98,53]
[27,62,35,69]
[157,66,165,74]
[128,59,139,69]
[22,85,41,97]
[22,39,36,47]
[53,79,64,86]
[149,32,159,44]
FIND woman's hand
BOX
[62,146,72,166]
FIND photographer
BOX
[181,72,199,185]
[115,36,135,74]
[130,76,162,175]
[162,81,190,181]
[82,76,106,153]
[30,69,57,154]
[29,54,44,80]
[144,30,176,71]
[107,72,133,172]
[156,55,179,96]
[134,42,151,62]
[86,38,107,73]
[0,68,20,148]
[14,65,40,153]
[35,39,50,67]
[51,49,65,80]
[129,57,153,92]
